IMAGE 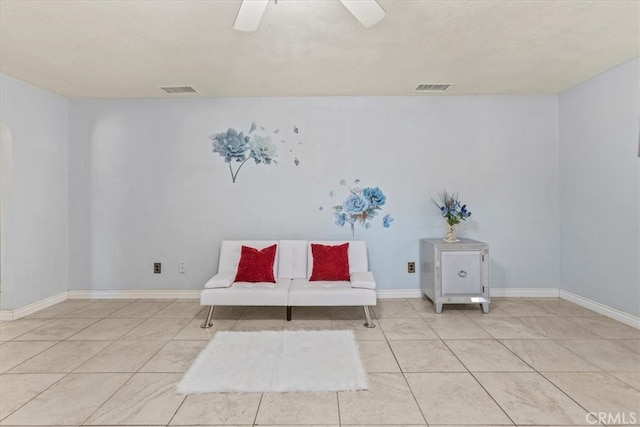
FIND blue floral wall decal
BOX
[330,179,394,236]
[210,122,302,183]
[383,214,394,228]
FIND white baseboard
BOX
[67,290,200,299]
[376,289,423,299]
[491,288,560,298]
[0,291,68,321]
[560,290,640,329]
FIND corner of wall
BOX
[558,58,640,317]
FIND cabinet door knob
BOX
[458,270,467,278]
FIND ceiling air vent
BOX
[414,83,454,93]
[159,86,198,94]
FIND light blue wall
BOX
[0,74,69,310]
[559,58,640,316]
[68,96,560,292]
[7,64,640,317]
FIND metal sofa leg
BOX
[363,305,375,328]
[200,305,215,328]
[286,306,292,321]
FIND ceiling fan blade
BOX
[340,0,386,28]
[234,0,269,32]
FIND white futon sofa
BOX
[200,240,377,328]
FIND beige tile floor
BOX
[0,297,639,426]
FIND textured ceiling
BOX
[0,0,638,98]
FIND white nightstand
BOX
[420,238,490,313]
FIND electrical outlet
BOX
[154,262,161,274]
[408,262,416,273]
[179,262,186,274]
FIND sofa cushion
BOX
[204,271,236,289]
[309,243,350,281]
[201,278,292,306]
[235,244,277,283]
[350,271,376,290]
[289,279,377,306]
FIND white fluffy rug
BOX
[177,330,367,393]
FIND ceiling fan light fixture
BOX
[232,0,385,32]
[233,0,269,32]
[339,0,386,28]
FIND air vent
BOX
[414,83,454,93]
[159,86,197,94]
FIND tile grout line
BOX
[1,339,58,373]
[77,361,143,425]
[336,390,342,427]
[383,298,431,426]
[606,371,640,393]
[165,387,189,427]
[251,392,265,427]
[438,337,517,426]
[535,370,608,426]
[0,317,55,341]
[550,336,614,370]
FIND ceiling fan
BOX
[233,0,386,32]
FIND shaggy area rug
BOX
[177,329,367,393]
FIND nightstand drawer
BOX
[441,250,483,295]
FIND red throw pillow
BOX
[309,243,350,281]
[234,244,277,283]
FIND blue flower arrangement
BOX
[211,122,278,183]
[333,181,393,235]
[432,190,471,226]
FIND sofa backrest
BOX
[218,240,279,277]
[218,240,369,280]
[278,240,308,279]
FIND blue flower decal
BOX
[344,194,369,214]
[335,212,347,226]
[211,128,248,163]
[363,187,386,207]
[209,122,294,183]
[332,180,393,235]
[248,135,277,165]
